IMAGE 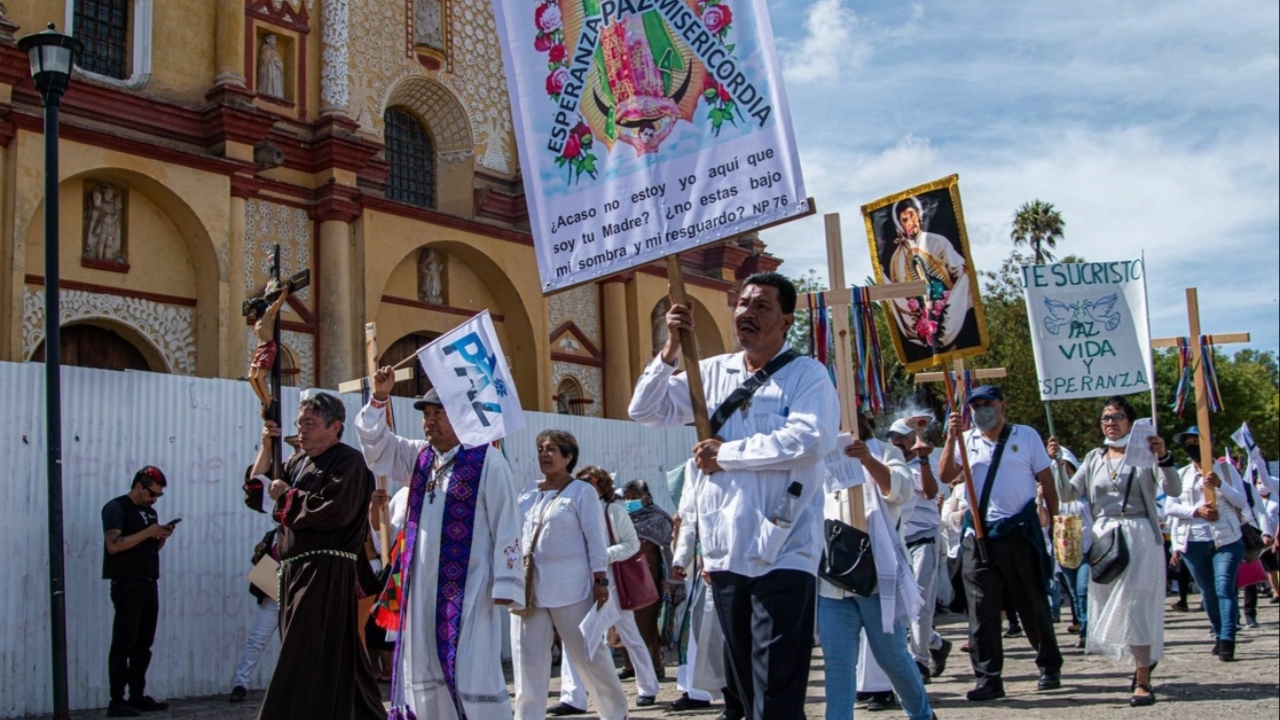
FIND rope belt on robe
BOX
[373,443,488,720]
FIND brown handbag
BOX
[607,508,660,611]
[511,489,562,618]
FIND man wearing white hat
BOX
[886,417,953,682]
[358,370,525,720]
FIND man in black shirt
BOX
[101,466,176,717]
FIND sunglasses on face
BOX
[143,484,163,499]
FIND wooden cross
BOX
[337,322,414,565]
[1150,288,1250,505]
[913,357,1007,563]
[796,214,927,531]
[241,245,310,481]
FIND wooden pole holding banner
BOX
[1151,288,1250,506]
[664,256,714,440]
[794,214,927,532]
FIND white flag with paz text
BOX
[416,310,525,447]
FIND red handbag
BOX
[606,508,660,611]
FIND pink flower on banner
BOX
[906,298,921,312]
[549,43,567,63]
[546,66,568,96]
[534,33,554,52]
[916,317,938,345]
[535,3,562,33]
[702,4,733,34]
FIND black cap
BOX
[787,481,803,497]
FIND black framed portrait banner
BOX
[861,175,989,371]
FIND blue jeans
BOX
[1181,539,1245,642]
[817,595,933,720]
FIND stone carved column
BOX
[602,278,632,419]
[320,0,351,117]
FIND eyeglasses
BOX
[143,484,163,499]
[1100,414,1127,424]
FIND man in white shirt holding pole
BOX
[630,272,840,720]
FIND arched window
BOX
[384,107,436,210]
[555,377,591,416]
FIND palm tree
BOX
[1011,200,1065,264]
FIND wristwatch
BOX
[594,576,610,587]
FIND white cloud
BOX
[782,0,866,85]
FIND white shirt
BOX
[961,424,1052,524]
[602,501,641,564]
[1167,463,1246,552]
[517,480,609,608]
[901,455,942,542]
[629,347,840,578]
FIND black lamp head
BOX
[17,23,84,104]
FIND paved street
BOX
[26,600,1279,719]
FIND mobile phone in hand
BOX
[166,518,183,527]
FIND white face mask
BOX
[1104,433,1130,448]
[972,406,999,432]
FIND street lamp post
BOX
[17,23,82,720]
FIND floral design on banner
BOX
[535,1,598,184]
[697,0,739,135]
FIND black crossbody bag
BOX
[707,349,801,436]
[1089,466,1136,585]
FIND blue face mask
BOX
[623,499,644,514]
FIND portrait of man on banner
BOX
[862,175,988,371]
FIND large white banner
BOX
[493,0,808,292]
[416,311,526,446]
[1021,260,1153,401]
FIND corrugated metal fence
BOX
[0,362,694,717]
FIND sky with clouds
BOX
[760,0,1279,353]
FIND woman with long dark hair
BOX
[1049,396,1178,706]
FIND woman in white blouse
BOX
[551,466,659,714]
[512,431,629,720]
[1166,426,1247,663]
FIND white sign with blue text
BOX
[416,310,526,447]
[1021,260,1153,401]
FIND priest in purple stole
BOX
[357,368,524,720]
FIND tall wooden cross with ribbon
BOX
[796,214,926,531]
[1150,288,1250,506]
[337,323,416,565]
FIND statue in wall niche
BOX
[415,0,445,51]
[418,248,445,305]
[84,183,125,263]
[257,34,286,98]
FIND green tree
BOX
[1011,200,1066,265]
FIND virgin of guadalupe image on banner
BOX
[493,0,808,292]
[862,174,988,371]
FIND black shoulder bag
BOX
[1238,480,1266,563]
[820,487,879,596]
[1089,466,1136,584]
[707,349,801,436]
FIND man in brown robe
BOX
[244,392,386,720]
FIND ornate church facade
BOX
[0,0,778,418]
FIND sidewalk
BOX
[24,599,1279,719]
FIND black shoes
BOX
[128,697,168,712]
[1004,622,1023,638]
[1038,673,1062,691]
[636,695,656,707]
[1219,640,1236,662]
[864,692,896,711]
[966,681,1006,702]
[1130,684,1157,707]
[1211,640,1221,656]
[670,693,711,711]
[617,667,635,680]
[547,702,587,716]
[917,661,932,684]
[229,686,248,703]
[106,701,141,718]
[930,638,953,677]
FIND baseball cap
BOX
[887,418,916,437]
[967,385,1004,404]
